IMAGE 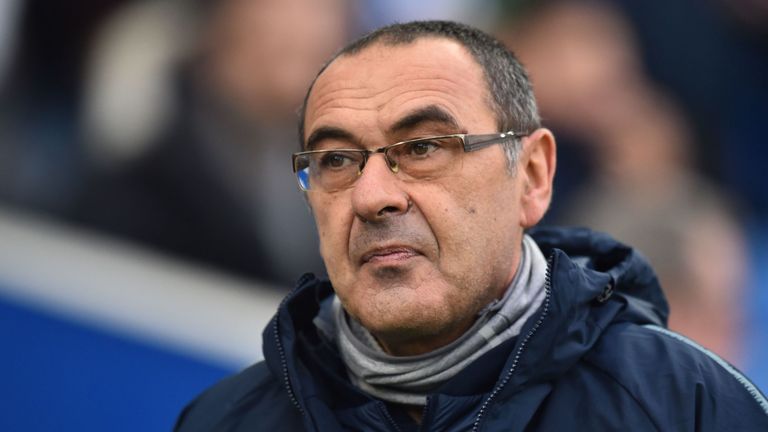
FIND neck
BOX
[403,404,423,424]
[375,315,478,356]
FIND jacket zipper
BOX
[273,274,315,417]
[417,396,433,432]
[377,401,404,432]
[470,253,555,432]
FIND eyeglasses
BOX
[292,131,527,192]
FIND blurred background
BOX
[0,0,765,430]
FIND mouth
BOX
[360,246,421,266]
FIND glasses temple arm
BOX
[463,131,527,152]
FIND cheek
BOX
[420,184,489,268]
[309,195,352,263]
[434,177,519,267]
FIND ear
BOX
[519,128,557,228]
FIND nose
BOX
[351,153,411,223]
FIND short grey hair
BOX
[298,20,541,171]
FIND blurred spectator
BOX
[0,0,128,215]
[498,0,749,363]
[612,0,768,220]
[74,0,352,285]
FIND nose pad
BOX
[386,155,400,174]
[359,152,398,177]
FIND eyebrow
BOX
[304,105,461,150]
[388,105,461,135]
[305,126,356,150]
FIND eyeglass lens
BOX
[295,136,465,191]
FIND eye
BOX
[318,151,356,169]
[404,140,440,156]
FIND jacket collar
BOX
[262,227,669,429]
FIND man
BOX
[175,21,768,431]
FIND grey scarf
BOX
[317,235,548,406]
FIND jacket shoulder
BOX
[584,322,768,430]
[174,361,303,432]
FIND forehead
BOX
[304,37,496,143]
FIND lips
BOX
[349,217,432,268]
[360,246,421,265]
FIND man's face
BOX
[303,38,528,355]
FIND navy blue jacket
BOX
[175,227,768,431]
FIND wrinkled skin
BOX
[303,37,555,356]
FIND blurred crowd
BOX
[0,0,766,369]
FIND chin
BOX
[358,290,451,335]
